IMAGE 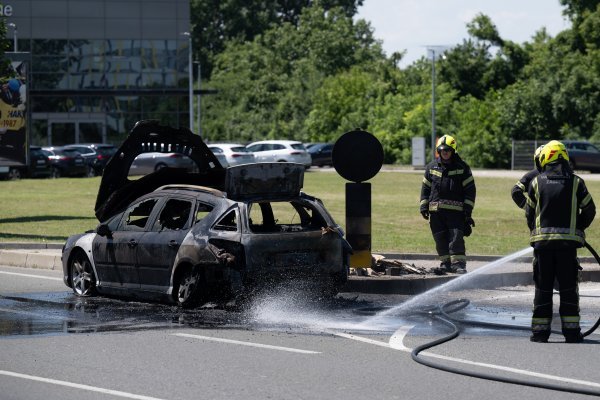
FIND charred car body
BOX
[62,121,349,307]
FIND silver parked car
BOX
[129,152,197,175]
[61,121,349,308]
[208,143,255,166]
[246,140,312,168]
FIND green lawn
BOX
[1,171,599,256]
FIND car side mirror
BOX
[97,223,112,237]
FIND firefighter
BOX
[525,140,596,343]
[511,144,544,209]
[420,135,476,274]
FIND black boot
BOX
[530,334,549,343]
[565,333,584,343]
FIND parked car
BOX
[63,143,117,176]
[61,120,349,307]
[246,140,312,168]
[207,143,255,166]
[42,147,89,178]
[129,152,197,175]
[562,140,600,172]
[28,146,53,178]
[307,142,333,167]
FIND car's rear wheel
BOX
[174,266,204,308]
[8,168,21,180]
[154,163,167,172]
[70,251,97,296]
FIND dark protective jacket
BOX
[511,169,539,209]
[420,154,476,216]
[526,162,596,249]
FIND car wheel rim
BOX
[71,256,94,296]
[177,271,198,303]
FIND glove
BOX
[420,210,429,220]
[464,217,475,237]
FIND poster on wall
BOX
[0,58,27,166]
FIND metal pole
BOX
[188,34,193,132]
[8,23,17,52]
[431,49,436,160]
[196,62,201,138]
[182,32,193,132]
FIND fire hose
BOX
[410,241,600,397]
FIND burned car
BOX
[62,121,349,307]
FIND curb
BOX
[1,244,599,295]
[0,249,62,270]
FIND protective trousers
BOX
[429,211,466,268]
[532,248,581,339]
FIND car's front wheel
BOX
[174,266,204,308]
[70,251,97,296]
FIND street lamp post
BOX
[426,45,449,160]
[182,32,193,132]
[430,48,436,160]
[8,23,17,52]
[195,61,201,137]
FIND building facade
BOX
[4,0,191,146]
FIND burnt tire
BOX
[70,251,97,297]
[174,266,204,308]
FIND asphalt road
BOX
[1,264,600,400]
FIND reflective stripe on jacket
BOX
[420,154,476,215]
[526,163,595,248]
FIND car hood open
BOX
[95,120,226,222]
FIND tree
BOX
[190,0,364,79]
[203,4,385,142]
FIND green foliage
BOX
[193,0,600,167]
[203,4,385,143]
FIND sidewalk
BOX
[1,243,599,294]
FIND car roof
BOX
[247,140,302,145]
[208,143,245,148]
[154,184,227,198]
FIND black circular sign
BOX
[332,130,384,182]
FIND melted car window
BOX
[195,202,214,223]
[154,199,192,231]
[213,210,238,231]
[120,198,158,231]
[248,201,325,233]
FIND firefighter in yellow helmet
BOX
[420,135,476,274]
[511,144,544,209]
[525,140,595,343]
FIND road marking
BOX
[173,333,321,354]
[0,369,165,400]
[335,326,600,389]
[0,270,62,281]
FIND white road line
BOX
[0,270,62,281]
[173,333,321,354]
[0,369,165,400]
[334,326,600,389]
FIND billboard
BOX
[0,54,28,166]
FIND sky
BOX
[356,0,572,67]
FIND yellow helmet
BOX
[533,144,544,169]
[538,140,569,168]
[436,135,457,153]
